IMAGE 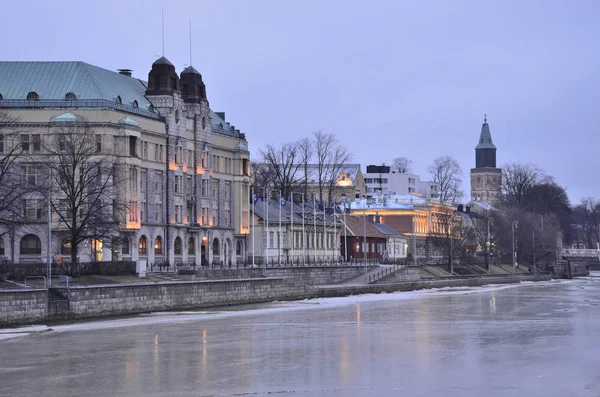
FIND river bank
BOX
[1,263,565,327]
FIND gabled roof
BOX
[0,61,153,112]
[372,223,408,238]
[251,198,339,226]
[341,215,386,238]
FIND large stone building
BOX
[0,59,250,266]
[470,116,502,203]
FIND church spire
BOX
[475,115,497,168]
[475,114,496,150]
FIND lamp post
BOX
[363,195,368,283]
[341,193,348,263]
[512,220,518,273]
[487,216,494,272]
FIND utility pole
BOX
[512,220,518,273]
[363,196,368,283]
[487,216,493,273]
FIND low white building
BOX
[364,165,438,199]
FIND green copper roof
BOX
[0,61,152,111]
[50,112,82,122]
[118,116,139,127]
[475,121,496,150]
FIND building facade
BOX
[0,59,250,266]
[470,116,502,203]
[364,164,439,199]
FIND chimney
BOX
[117,69,133,77]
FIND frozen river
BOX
[2,275,600,397]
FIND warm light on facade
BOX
[182,164,188,173]
[196,165,205,175]
[169,160,177,171]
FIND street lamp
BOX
[362,195,368,283]
[487,216,494,272]
[341,193,348,263]
[512,220,518,273]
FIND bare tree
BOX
[428,156,463,203]
[313,131,352,207]
[43,122,126,265]
[0,111,30,254]
[425,212,472,271]
[258,141,307,200]
[392,157,413,173]
[297,137,312,201]
[571,198,600,248]
[502,162,551,205]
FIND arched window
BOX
[65,92,77,100]
[116,95,122,104]
[61,238,72,255]
[27,92,40,101]
[122,237,130,255]
[202,117,206,130]
[219,123,223,130]
[154,236,163,255]
[174,237,182,255]
[149,104,155,113]
[0,93,3,101]
[20,234,41,255]
[236,240,242,255]
[132,100,138,108]
[139,236,147,255]
[188,237,195,255]
[212,238,219,256]
[175,109,180,124]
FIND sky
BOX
[2,0,598,203]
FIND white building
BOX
[363,165,439,199]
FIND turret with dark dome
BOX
[180,66,207,104]
[145,56,179,96]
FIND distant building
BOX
[470,116,502,203]
[349,194,455,258]
[363,164,439,199]
[305,164,365,204]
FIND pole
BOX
[313,195,317,264]
[264,187,269,274]
[343,198,348,262]
[487,216,491,272]
[532,227,536,275]
[363,197,367,283]
[449,215,454,275]
[512,221,518,273]
[47,176,52,287]
[278,190,282,265]
[323,201,327,262]
[333,204,337,262]
[290,192,293,265]
[251,186,255,267]
[302,193,305,265]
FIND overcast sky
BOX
[3,0,598,203]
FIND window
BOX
[175,205,182,223]
[236,241,242,255]
[128,201,138,222]
[20,234,41,255]
[154,143,158,161]
[27,92,39,101]
[21,135,29,152]
[187,150,193,168]
[22,165,38,185]
[159,145,163,162]
[154,236,163,255]
[187,176,192,195]
[202,117,206,130]
[96,135,102,153]
[174,237,182,255]
[155,203,162,222]
[155,172,162,192]
[32,135,40,152]
[132,100,138,108]
[0,238,4,255]
[61,239,72,255]
[188,237,195,255]
[212,239,220,256]
[22,199,42,220]
[129,167,138,191]
[121,237,130,255]
[140,170,146,192]
[138,236,147,255]
[224,182,230,200]
[175,175,182,194]
[143,141,148,159]
[65,92,77,100]
[269,232,274,248]
[116,95,122,104]
[175,146,182,164]
[212,180,219,199]
[202,179,208,197]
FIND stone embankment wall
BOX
[193,266,376,285]
[0,271,556,327]
[0,289,47,325]
[373,266,421,283]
